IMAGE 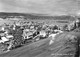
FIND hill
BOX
[0,12,75,21]
[0,31,79,57]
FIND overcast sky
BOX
[0,0,79,16]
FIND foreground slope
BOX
[0,31,79,57]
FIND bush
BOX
[12,29,24,48]
[62,24,68,31]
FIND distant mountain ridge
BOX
[0,12,75,21]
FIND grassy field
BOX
[0,31,79,57]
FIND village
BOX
[0,17,79,53]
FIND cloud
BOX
[0,0,79,16]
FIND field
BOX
[0,31,79,57]
[0,19,70,28]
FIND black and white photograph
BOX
[0,0,79,57]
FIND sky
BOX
[0,0,79,16]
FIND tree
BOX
[62,24,68,31]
